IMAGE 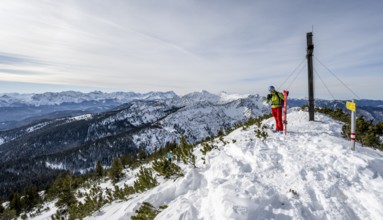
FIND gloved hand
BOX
[267,94,272,100]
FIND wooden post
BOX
[306,32,315,121]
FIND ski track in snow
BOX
[32,110,383,220]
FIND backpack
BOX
[275,92,284,107]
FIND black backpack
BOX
[267,92,284,106]
[275,92,284,107]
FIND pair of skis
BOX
[283,90,289,135]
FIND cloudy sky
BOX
[0,0,382,99]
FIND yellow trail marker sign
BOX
[346,101,356,112]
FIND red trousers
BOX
[272,107,283,131]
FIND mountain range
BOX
[0,91,266,199]
[0,91,382,200]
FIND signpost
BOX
[346,100,356,151]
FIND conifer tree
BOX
[56,174,77,209]
[96,160,104,177]
[109,157,123,183]
[133,167,157,192]
[48,174,65,200]
[9,192,22,216]
[152,158,183,179]
[131,202,157,220]
[131,202,167,220]
[0,209,17,220]
[138,148,148,162]
[0,198,4,213]
[23,184,41,212]
[200,143,216,164]
[173,135,196,167]
[125,154,138,168]
[120,154,129,168]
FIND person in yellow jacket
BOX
[265,86,284,132]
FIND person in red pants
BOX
[265,86,284,133]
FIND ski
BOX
[283,90,289,135]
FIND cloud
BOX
[0,68,40,75]
[0,0,382,99]
[0,53,41,65]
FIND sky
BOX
[0,0,382,100]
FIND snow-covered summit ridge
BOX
[32,109,383,220]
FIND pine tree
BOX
[131,202,167,220]
[23,184,41,212]
[9,192,22,216]
[131,202,157,220]
[126,154,138,168]
[200,143,216,164]
[173,135,196,167]
[120,155,128,168]
[152,159,183,179]
[56,174,77,209]
[133,167,157,192]
[0,209,17,220]
[48,174,65,200]
[138,148,148,162]
[109,157,123,183]
[96,160,104,177]
[0,198,4,213]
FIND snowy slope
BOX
[31,109,383,220]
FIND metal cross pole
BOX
[306,32,315,121]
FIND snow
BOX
[45,161,67,170]
[66,114,93,122]
[180,90,251,105]
[26,122,51,133]
[219,91,250,103]
[31,109,383,220]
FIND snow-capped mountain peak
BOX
[219,91,250,103]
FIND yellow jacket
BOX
[266,91,284,108]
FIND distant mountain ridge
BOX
[0,91,381,131]
[0,91,178,130]
[0,90,178,107]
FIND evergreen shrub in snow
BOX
[317,107,383,150]
[131,202,167,220]
[255,125,268,141]
[200,143,217,164]
[134,167,158,192]
[152,159,183,179]
[108,157,124,183]
[173,135,196,167]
